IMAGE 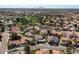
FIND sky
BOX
[0,0,79,8]
[0,0,79,5]
[0,5,79,8]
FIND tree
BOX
[30,16,40,25]
[29,40,36,46]
[1,26,4,32]
[15,17,29,26]
[24,44,31,54]
[0,35,2,41]
[8,44,16,49]
[10,33,21,40]
[20,18,29,25]
[66,45,72,54]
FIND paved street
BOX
[0,32,9,54]
[31,44,66,50]
[8,47,25,54]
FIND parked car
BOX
[36,39,46,44]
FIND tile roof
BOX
[9,37,27,45]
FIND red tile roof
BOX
[9,37,27,45]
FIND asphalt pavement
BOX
[31,44,66,50]
[0,32,9,54]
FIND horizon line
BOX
[0,5,79,9]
